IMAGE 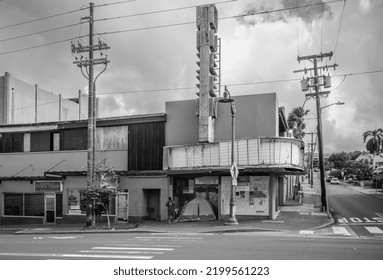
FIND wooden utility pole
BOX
[71,2,110,226]
[196,4,219,142]
[294,52,337,212]
[306,132,317,188]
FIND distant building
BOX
[355,152,383,168]
[0,72,88,125]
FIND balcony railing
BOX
[163,137,304,171]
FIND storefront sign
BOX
[35,181,62,192]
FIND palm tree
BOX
[287,106,310,140]
[363,128,383,169]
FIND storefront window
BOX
[4,194,23,216]
[24,194,44,216]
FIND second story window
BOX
[30,131,53,152]
[0,132,23,153]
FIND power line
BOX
[6,68,383,113]
[95,0,237,22]
[0,22,82,44]
[98,0,344,37]
[0,36,86,56]
[0,7,87,31]
[94,0,137,8]
[96,69,383,95]
[334,0,347,58]
[0,0,343,56]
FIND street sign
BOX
[230,162,239,179]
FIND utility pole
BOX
[306,132,316,188]
[71,2,110,226]
[294,52,337,212]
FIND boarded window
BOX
[128,122,165,170]
[30,131,52,152]
[24,194,44,216]
[4,193,24,216]
[61,128,87,150]
[0,133,24,153]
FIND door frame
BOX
[44,192,56,224]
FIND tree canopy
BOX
[287,106,310,140]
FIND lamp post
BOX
[320,101,345,111]
[219,86,238,225]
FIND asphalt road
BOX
[327,182,383,238]
[0,231,382,260]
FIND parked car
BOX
[330,178,340,184]
[326,176,333,182]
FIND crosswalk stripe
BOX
[79,250,164,255]
[92,246,174,251]
[365,227,383,234]
[332,226,351,236]
[0,252,152,259]
[299,230,313,235]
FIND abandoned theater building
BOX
[0,73,304,225]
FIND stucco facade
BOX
[164,94,304,220]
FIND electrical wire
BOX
[94,0,137,8]
[330,75,347,92]
[0,7,87,31]
[95,0,237,23]
[0,36,87,56]
[0,23,82,44]
[0,0,343,56]
[296,0,300,56]
[321,2,324,53]
[334,0,347,61]
[96,69,383,95]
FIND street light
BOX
[317,100,345,213]
[321,101,345,111]
[219,86,238,225]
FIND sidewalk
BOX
[0,180,334,235]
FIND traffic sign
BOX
[230,162,239,179]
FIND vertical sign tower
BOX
[196,4,219,142]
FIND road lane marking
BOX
[365,227,383,234]
[79,250,164,255]
[332,227,351,236]
[92,247,174,251]
[106,243,182,247]
[299,230,313,235]
[135,236,203,240]
[0,252,152,259]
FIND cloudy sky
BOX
[0,0,382,154]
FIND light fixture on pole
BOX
[219,85,238,225]
[320,101,345,111]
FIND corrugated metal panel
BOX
[128,122,165,171]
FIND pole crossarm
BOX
[293,63,338,74]
[297,51,333,62]
[305,91,330,97]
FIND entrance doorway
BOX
[117,191,129,222]
[44,193,56,224]
[143,189,160,220]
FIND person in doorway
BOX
[293,183,299,200]
[165,197,175,223]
